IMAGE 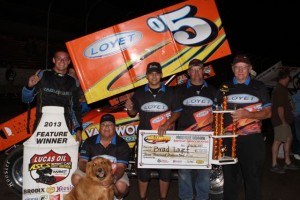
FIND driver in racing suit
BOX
[21,49,82,142]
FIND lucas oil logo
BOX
[29,150,72,185]
[84,31,142,58]
[141,102,168,112]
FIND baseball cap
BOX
[146,62,162,74]
[188,59,204,69]
[100,114,115,124]
[232,54,251,65]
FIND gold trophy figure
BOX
[220,145,227,158]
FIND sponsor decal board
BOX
[23,106,79,200]
[66,0,231,104]
[137,130,213,169]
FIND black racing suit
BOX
[22,69,82,132]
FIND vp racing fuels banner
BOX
[66,0,231,104]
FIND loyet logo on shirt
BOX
[141,101,168,112]
[228,94,259,104]
[183,96,213,106]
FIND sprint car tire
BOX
[3,145,23,196]
[209,165,224,198]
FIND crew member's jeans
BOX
[178,168,210,200]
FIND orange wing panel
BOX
[66,0,231,103]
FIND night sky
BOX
[1,0,299,80]
[217,0,299,65]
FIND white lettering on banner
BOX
[33,156,55,162]
[85,124,138,138]
[85,127,99,137]
[116,124,138,136]
[33,156,68,163]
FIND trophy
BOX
[220,145,227,158]
[212,85,238,164]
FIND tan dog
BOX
[64,157,114,200]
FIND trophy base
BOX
[212,109,235,113]
[212,133,238,138]
[211,157,238,165]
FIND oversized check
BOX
[137,130,213,169]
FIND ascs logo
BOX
[29,150,72,185]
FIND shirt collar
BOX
[95,133,117,145]
[144,82,166,92]
[186,79,208,88]
[233,76,251,85]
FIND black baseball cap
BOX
[188,59,204,69]
[146,62,162,74]
[232,54,251,65]
[100,114,115,124]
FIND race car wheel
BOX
[3,145,23,195]
[209,165,224,198]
